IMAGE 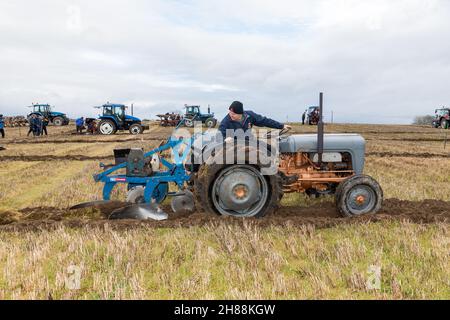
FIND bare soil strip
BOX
[336,131,440,135]
[0,155,112,161]
[367,138,448,142]
[0,199,448,232]
[367,152,450,158]
[3,137,168,145]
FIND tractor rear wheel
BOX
[205,118,216,128]
[129,124,143,135]
[335,174,383,217]
[194,142,282,218]
[53,117,64,126]
[98,120,116,135]
[195,164,282,218]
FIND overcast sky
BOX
[1,0,450,123]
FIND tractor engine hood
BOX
[125,115,141,122]
[279,134,366,174]
[51,111,67,117]
[190,132,366,175]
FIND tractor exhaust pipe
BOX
[317,92,324,164]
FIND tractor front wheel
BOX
[335,174,383,217]
[441,119,449,129]
[98,120,116,135]
[129,124,143,135]
[205,118,217,128]
[53,117,64,126]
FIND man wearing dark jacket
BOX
[76,117,84,134]
[35,115,43,136]
[218,101,290,140]
[42,117,49,135]
[0,114,5,138]
[27,114,38,136]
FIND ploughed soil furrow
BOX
[287,130,439,136]
[359,131,438,134]
[367,138,448,142]
[367,152,450,158]
[0,199,448,232]
[3,137,168,144]
[0,155,113,162]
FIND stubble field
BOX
[0,122,448,299]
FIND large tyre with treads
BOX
[129,123,143,135]
[335,174,383,217]
[52,117,64,126]
[204,117,217,128]
[98,119,117,135]
[193,144,283,218]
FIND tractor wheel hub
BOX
[347,185,376,214]
[212,166,268,216]
[355,195,366,204]
[233,184,249,200]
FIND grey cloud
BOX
[1,0,450,123]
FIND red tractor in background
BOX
[307,106,320,125]
[432,107,450,129]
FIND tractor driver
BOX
[218,101,291,142]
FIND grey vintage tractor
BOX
[72,93,382,220]
[192,129,381,218]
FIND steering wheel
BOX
[264,126,292,139]
[279,126,292,137]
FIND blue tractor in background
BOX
[28,104,70,126]
[96,103,149,135]
[183,105,217,128]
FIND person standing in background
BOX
[27,114,37,136]
[0,114,5,138]
[42,116,49,136]
[35,115,43,136]
[76,117,85,134]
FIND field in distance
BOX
[0,123,448,299]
